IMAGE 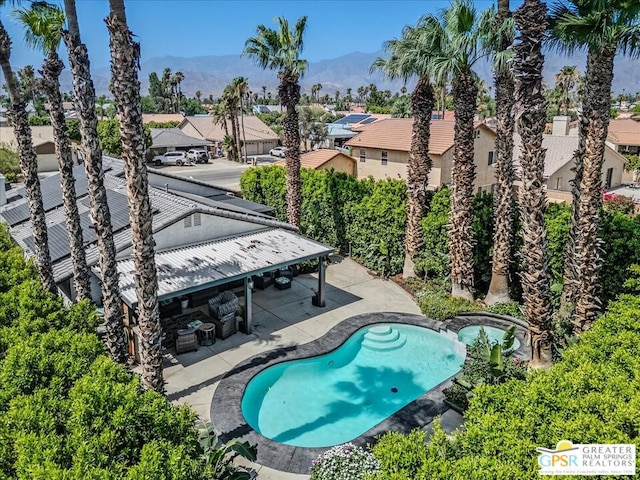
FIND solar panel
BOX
[24,223,74,262]
[80,189,132,234]
[335,114,370,124]
[1,203,31,226]
[360,117,377,125]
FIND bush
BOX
[416,288,483,320]
[310,443,379,480]
[414,188,451,280]
[486,301,524,320]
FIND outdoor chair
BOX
[208,291,238,320]
[252,272,274,289]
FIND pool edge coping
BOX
[210,312,530,475]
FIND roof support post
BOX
[316,256,326,307]
[244,276,253,334]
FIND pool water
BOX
[241,323,466,448]
[457,325,521,350]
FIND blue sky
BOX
[1,0,500,69]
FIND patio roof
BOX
[113,228,334,307]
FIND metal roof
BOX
[113,228,333,306]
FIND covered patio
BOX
[114,229,334,346]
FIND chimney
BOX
[0,174,6,207]
[552,116,570,136]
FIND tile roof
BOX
[345,119,483,156]
[113,228,334,306]
[180,115,279,142]
[607,119,640,146]
[0,125,55,148]
[276,149,355,169]
[142,113,185,124]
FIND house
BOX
[0,125,58,173]
[0,157,333,359]
[147,128,213,158]
[606,118,640,156]
[275,149,356,175]
[142,113,185,125]
[178,115,280,156]
[344,118,498,191]
[514,116,628,202]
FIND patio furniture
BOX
[212,312,237,339]
[198,322,216,346]
[274,276,291,290]
[159,298,181,318]
[208,291,238,320]
[175,328,198,354]
[190,287,219,307]
[252,272,274,289]
[275,268,293,281]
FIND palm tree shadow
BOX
[271,365,422,444]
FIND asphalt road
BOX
[159,155,279,191]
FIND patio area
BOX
[162,255,423,479]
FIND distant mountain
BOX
[59,50,640,99]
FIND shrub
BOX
[416,288,483,320]
[486,301,524,320]
[310,443,379,480]
[414,188,451,280]
[602,192,634,215]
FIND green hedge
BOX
[369,279,640,479]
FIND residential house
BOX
[275,149,356,175]
[147,127,213,159]
[514,116,628,202]
[606,118,640,174]
[142,113,185,125]
[344,118,498,191]
[178,115,280,156]
[0,125,58,173]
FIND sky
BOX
[1,0,501,70]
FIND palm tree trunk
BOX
[449,69,477,300]
[572,45,616,332]
[229,113,239,162]
[486,1,516,305]
[513,0,553,368]
[107,0,163,393]
[240,95,248,163]
[62,0,128,363]
[405,76,435,265]
[40,51,91,301]
[0,20,57,295]
[279,74,302,227]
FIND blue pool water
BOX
[241,323,466,448]
[457,325,521,350]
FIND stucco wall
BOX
[321,156,356,175]
[179,122,204,139]
[547,150,625,192]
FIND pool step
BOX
[361,325,407,351]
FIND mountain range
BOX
[58,49,640,99]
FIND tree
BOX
[244,16,308,227]
[62,0,127,363]
[422,0,494,300]
[550,0,640,332]
[513,0,553,368]
[554,65,580,115]
[232,76,249,162]
[221,83,240,162]
[372,23,436,275]
[485,0,517,306]
[0,0,57,294]
[16,1,91,301]
[106,0,163,392]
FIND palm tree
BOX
[513,0,553,368]
[221,83,240,162]
[346,87,352,105]
[62,0,127,363]
[106,0,163,392]
[244,16,308,227]
[372,24,436,274]
[550,0,640,332]
[195,90,202,102]
[261,85,267,102]
[485,0,517,306]
[554,65,579,115]
[421,0,494,300]
[232,76,249,163]
[0,2,57,294]
[16,2,91,301]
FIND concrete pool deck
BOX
[162,256,529,478]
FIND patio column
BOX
[244,277,253,334]
[316,256,326,307]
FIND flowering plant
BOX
[310,443,380,480]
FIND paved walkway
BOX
[163,256,421,479]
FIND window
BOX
[359,149,366,162]
[474,129,481,139]
[194,212,201,226]
[605,168,613,189]
[184,215,192,228]
[555,177,562,190]
[487,151,495,165]
[381,150,388,165]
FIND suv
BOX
[187,149,209,164]
[151,151,191,166]
[269,146,287,158]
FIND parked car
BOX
[151,151,191,166]
[269,146,287,158]
[187,149,209,164]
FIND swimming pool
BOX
[457,325,521,350]
[241,323,466,448]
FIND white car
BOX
[269,146,287,158]
[187,149,209,164]
[152,151,191,166]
